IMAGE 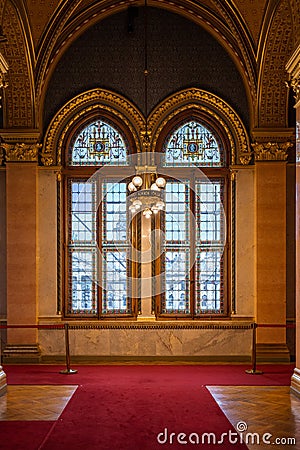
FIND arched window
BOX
[64,119,131,317]
[155,119,228,317]
[164,120,223,167]
[69,119,128,166]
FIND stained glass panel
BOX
[163,181,190,314]
[69,120,128,166]
[70,181,96,243]
[195,250,223,314]
[102,182,127,243]
[68,249,97,314]
[195,178,225,314]
[101,181,130,315]
[162,250,190,313]
[165,182,189,243]
[102,249,129,314]
[196,179,225,244]
[163,121,223,166]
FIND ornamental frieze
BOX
[1,142,41,162]
[252,141,293,161]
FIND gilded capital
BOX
[252,141,292,161]
[1,142,41,162]
[239,152,252,165]
[40,153,54,166]
[287,75,300,104]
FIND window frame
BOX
[152,167,230,319]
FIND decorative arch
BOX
[41,89,145,166]
[257,0,294,128]
[148,88,251,165]
[1,0,35,128]
[36,0,256,130]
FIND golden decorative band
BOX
[0,142,41,162]
[252,141,293,161]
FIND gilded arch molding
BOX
[42,89,144,166]
[42,87,250,166]
[148,88,251,165]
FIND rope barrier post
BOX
[60,323,77,374]
[245,322,263,375]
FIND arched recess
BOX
[148,88,251,166]
[36,0,255,131]
[42,89,145,166]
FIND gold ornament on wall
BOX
[252,141,293,161]
[1,142,41,162]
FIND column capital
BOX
[0,142,41,163]
[286,44,300,106]
[252,141,293,161]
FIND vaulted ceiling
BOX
[0,0,298,133]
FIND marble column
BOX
[3,143,41,362]
[253,142,291,362]
[286,44,300,394]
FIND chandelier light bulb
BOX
[129,204,136,213]
[150,182,160,191]
[151,205,159,214]
[133,199,142,210]
[156,200,164,210]
[155,177,166,188]
[143,208,152,218]
[132,176,143,187]
[128,182,137,192]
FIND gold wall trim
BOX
[0,142,41,162]
[62,322,253,330]
[149,88,251,165]
[42,88,144,166]
[252,141,293,161]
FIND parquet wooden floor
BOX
[208,386,300,448]
[0,385,77,420]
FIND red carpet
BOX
[0,364,294,450]
[3,363,294,386]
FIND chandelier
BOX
[127,0,166,217]
[127,169,166,218]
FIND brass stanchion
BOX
[60,323,77,374]
[245,322,263,375]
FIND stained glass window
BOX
[67,180,98,314]
[161,120,227,317]
[195,180,225,314]
[162,181,190,314]
[163,120,223,166]
[69,119,128,166]
[66,179,130,316]
[101,182,129,314]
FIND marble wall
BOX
[38,325,252,360]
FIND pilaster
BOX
[253,139,292,362]
[2,140,41,361]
